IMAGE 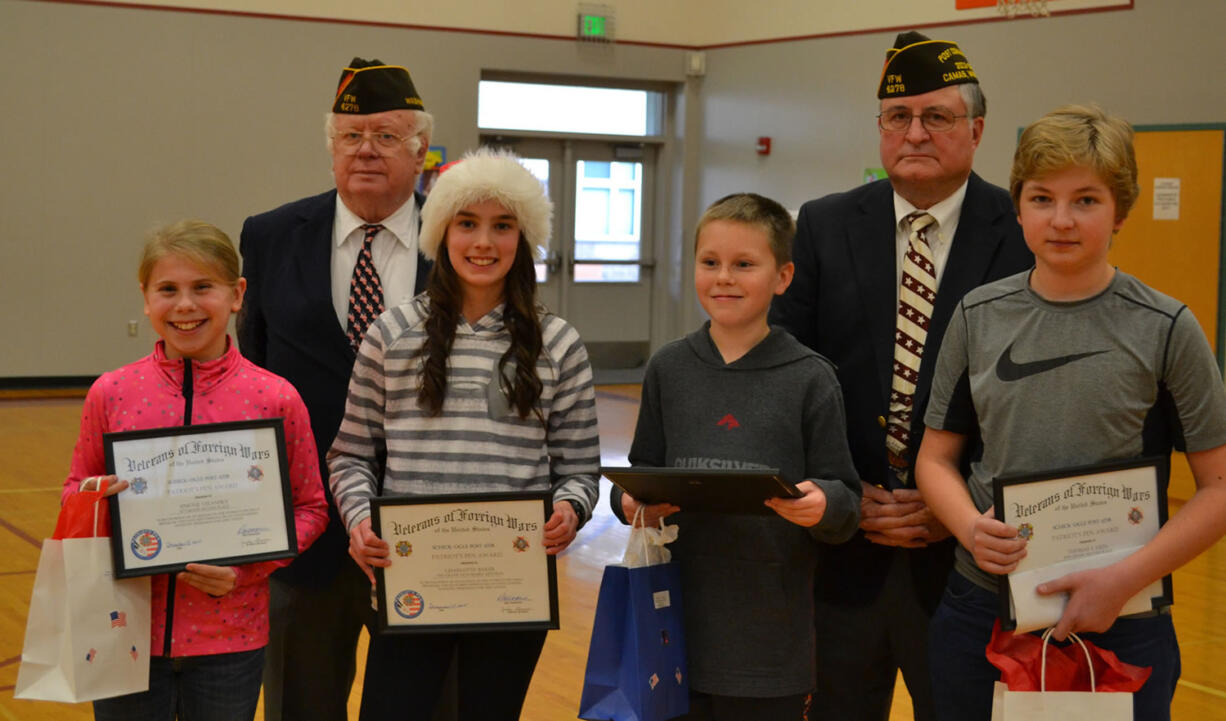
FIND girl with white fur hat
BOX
[328,147,601,720]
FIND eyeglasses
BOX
[877,108,969,133]
[331,130,412,155]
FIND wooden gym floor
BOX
[1,387,1224,720]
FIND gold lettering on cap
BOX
[937,47,966,63]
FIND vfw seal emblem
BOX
[394,590,425,619]
[395,541,412,557]
[131,529,162,560]
[129,477,148,494]
[1128,507,1144,525]
[1017,522,1035,541]
[512,536,529,552]
[247,465,264,482]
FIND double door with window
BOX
[481,136,657,375]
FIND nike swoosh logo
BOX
[995,342,1110,382]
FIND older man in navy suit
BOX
[238,58,433,721]
[770,32,1032,721]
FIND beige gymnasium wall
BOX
[4,0,1222,378]
[52,0,1128,46]
[0,0,690,378]
[695,1,1223,209]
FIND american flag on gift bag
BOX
[130,645,139,661]
[110,610,127,628]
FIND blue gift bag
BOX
[578,562,689,721]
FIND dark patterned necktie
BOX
[345,224,385,350]
[886,211,937,482]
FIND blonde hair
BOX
[695,193,795,266]
[1010,104,1139,222]
[138,220,241,287]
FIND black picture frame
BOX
[371,490,560,634]
[104,418,296,579]
[993,455,1172,630]
[600,466,797,515]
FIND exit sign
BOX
[576,4,614,42]
[579,14,607,38]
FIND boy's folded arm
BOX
[608,483,630,524]
[616,362,665,527]
[798,359,862,544]
[1084,444,1226,605]
[1040,444,1226,639]
[805,476,862,543]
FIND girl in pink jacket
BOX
[63,220,328,721]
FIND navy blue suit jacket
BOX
[770,173,1032,611]
[238,189,431,586]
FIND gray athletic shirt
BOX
[925,270,1226,590]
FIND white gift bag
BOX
[620,507,678,569]
[991,628,1133,720]
[15,497,150,703]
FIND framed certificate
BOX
[994,456,1172,632]
[371,491,560,634]
[104,419,297,579]
[600,466,799,514]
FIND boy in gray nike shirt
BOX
[916,105,1226,721]
[610,193,861,719]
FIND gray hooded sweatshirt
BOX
[611,323,861,697]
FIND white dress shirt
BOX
[331,195,421,329]
[892,179,969,296]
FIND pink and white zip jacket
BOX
[62,338,328,657]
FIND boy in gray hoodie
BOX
[611,193,862,719]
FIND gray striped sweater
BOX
[328,296,600,532]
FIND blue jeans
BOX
[928,571,1180,721]
[93,648,265,721]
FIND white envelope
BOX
[1008,544,1163,633]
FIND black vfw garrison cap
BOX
[332,57,425,114]
[877,31,978,99]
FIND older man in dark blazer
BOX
[770,32,1032,721]
[238,58,433,721]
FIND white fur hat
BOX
[418,147,553,262]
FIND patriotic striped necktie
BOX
[886,211,937,482]
[345,224,386,350]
